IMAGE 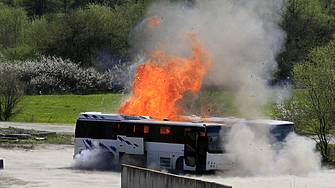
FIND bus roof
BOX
[184,116,294,126]
[246,119,294,125]
[77,112,229,128]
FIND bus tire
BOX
[176,157,184,172]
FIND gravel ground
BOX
[0,145,121,188]
[1,145,335,188]
[0,122,335,188]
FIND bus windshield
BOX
[206,126,230,153]
[270,124,294,142]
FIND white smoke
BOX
[224,123,321,177]
[124,0,322,178]
[129,0,287,117]
[72,145,116,171]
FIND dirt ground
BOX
[0,144,121,188]
[1,122,335,188]
[1,144,335,188]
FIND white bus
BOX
[74,112,235,171]
[185,116,295,145]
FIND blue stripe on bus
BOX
[85,139,94,149]
[83,140,89,149]
[125,141,132,145]
[110,146,117,152]
[83,139,94,149]
[99,142,109,151]
[117,136,125,142]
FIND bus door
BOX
[197,131,207,170]
[184,129,206,171]
[184,129,197,171]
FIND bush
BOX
[28,3,145,67]
[0,69,24,121]
[0,55,113,94]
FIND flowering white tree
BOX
[0,55,113,94]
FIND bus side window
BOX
[117,123,126,135]
[75,121,82,138]
[158,126,174,143]
[83,121,92,138]
[185,128,191,135]
[160,126,170,134]
[126,124,146,137]
[144,126,149,134]
[143,125,151,141]
[75,120,92,138]
[126,124,136,137]
[134,124,144,137]
[174,126,185,144]
[103,122,111,139]
[102,122,119,139]
[148,125,160,142]
[91,121,103,139]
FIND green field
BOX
[9,91,239,124]
[10,89,287,124]
[11,94,126,124]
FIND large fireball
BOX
[117,32,213,120]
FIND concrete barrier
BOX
[121,164,232,188]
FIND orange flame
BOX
[147,15,163,27]
[117,32,213,120]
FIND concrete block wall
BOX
[121,164,232,188]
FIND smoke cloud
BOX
[120,0,322,177]
[129,0,287,117]
[224,123,321,176]
[72,145,116,171]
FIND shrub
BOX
[0,55,113,94]
[0,69,24,121]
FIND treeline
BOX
[278,0,335,82]
[1,0,335,84]
[1,0,335,162]
[0,0,156,67]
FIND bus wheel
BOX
[176,157,184,172]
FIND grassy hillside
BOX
[9,91,239,124]
[10,90,271,124]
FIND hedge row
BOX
[0,55,123,94]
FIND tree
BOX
[276,0,335,82]
[68,0,140,9]
[0,5,33,61]
[0,6,29,49]
[0,69,24,121]
[0,0,20,7]
[292,38,335,162]
[29,3,145,67]
[19,0,61,18]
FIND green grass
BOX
[9,90,276,124]
[11,94,125,124]
[10,91,239,124]
[178,90,239,117]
